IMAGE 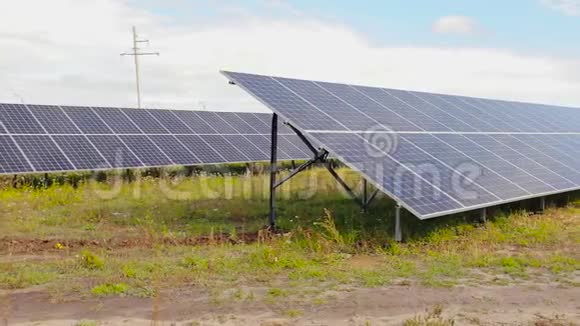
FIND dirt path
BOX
[0,232,265,255]
[2,284,578,325]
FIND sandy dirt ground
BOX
[2,283,578,325]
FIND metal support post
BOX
[362,179,368,212]
[268,114,278,229]
[395,203,402,242]
[540,196,546,212]
[480,207,487,223]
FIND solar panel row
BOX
[224,72,580,133]
[222,71,580,219]
[0,104,311,174]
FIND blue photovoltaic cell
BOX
[14,135,74,172]
[520,135,580,167]
[119,135,173,166]
[218,112,260,134]
[86,135,143,168]
[149,135,201,165]
[175,135,226,163]
[28,105,81,134]
[225,135,272,161]
[434,134,554,195]
[148,110,193,134]
[236,112,271,133]
[92,107,142,134]
[490,135,580,185]
[194,112,239,134]
[0,135,33,173]
[171,111,217,134]
[401,134,529,200]
[52,135,111,170]
[121,109,169,134]
[279,135,310,159]
[354,86,452,132]
[388,136,499,208]
[315,82,422,132]
[412,92,500,132]
[200,135,249,162]
[0,103,45,134]
[62,107,112,134]
[443,96,517,132]
[224,72,347,131]
[464,134,575,190]
[274,77,377,130]
[385,89,477,132]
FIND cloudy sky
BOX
[1,0,579,112]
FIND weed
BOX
[267,287,288,297]
[80,250,105,270]
[0,265,57,289]
[75,321,98,326]
[404,305,454,326]
[90,282,130,296]
[283,309,303,318]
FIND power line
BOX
[120,26,159,109]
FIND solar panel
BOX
[218,112,261,134]
[171,111,218,134]
[52,135,111,170]
[28,105,81,134]
[0,104,45,134]
[121,109,169,134]
[223,71,580,219]
[148,110,193,134]
[0,135,32,173]
[0,103,309,175]
[62,106,112,134]
[14,135,74,172]
[148,135,201,165]
[175,135,226,163]
[201,135,250,162]
[87,135,143,168]
[92,107,142,134]
[194,111,238,134]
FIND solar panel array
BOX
[0,103,311,175]
[222,71,580,219]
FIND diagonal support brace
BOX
[363,188,380,209]
[274,150,327,189]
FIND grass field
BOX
[1,167,579,325]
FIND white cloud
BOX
[0,0,579,112]
[541,0,580,16]
[432,16,482,36]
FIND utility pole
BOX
[120,26,159,108]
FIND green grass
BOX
[0,167,578,302]
[90,282,130,296]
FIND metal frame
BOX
[268,114,381,229]
[394,203,402,242]
[222,71,580,221]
